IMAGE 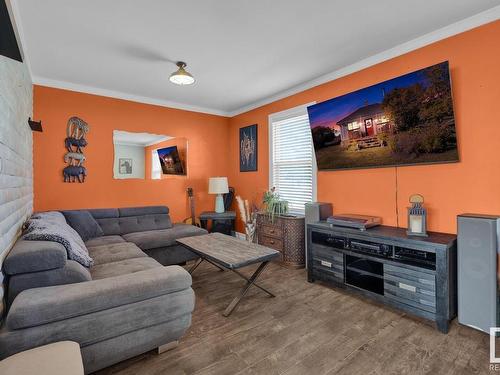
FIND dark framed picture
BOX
[118,158,132,174]
[240,124,258,172]
[157,146,186,175]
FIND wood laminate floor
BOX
[96,262,494,375]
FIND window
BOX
[269,103,316,215]
[347,121,360,130]
[151,149,162,179]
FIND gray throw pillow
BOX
[62,210,104,242]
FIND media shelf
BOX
[307,222,457,333]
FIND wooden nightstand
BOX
[199,211,236,236]
[256,212,305,269]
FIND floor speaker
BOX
[457,214,500,333]
[305,203,333,268]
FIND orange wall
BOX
[228,21,500,234]
[33,86,229,222]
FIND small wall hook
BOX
[28,117,43,132]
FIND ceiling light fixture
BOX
[169,61,195,85]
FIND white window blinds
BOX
[270,105,316,215]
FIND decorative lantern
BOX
[407,194,427,237]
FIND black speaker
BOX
[305,202,333,225]
[305,203,333,267]
[457,214,500,333]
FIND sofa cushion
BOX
[84,206,172,236]
[88,243,147,266]
[122,224,207,250]
[119,206,169,217]
[3,240,67,275]
[5,266,191,331]
[8,261,92,306]
[86,208,119,219]
[62,210,104,242]
[90,257,162,280]
[85,235,125,247]
[96,215,173,236]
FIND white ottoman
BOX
[0,341,84,375]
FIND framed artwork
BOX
[157,146,185,175]
[240,124,258,172]
[119,158,133,174]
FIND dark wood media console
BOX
[307,222,457,333]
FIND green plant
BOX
[263,188,288,222]
[389,123,455,158]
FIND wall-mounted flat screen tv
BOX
[307,61,458,171]
[157,146,185,175]
[1,0,23,62]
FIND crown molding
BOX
[32,76,230,116]
[227,5,500,117]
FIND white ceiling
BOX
[10,0,500,116]
[113,130,171,146]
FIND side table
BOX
[199,211,236,236]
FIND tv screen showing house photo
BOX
[307,61,458,170]
[157,146,185,175]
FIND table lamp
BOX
[208,177,229,213]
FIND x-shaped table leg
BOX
[188,258,203,274]
[223,261,273,317]
[231,269,275,298]
[189,257,225,274]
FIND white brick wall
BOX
[0,55,33,315]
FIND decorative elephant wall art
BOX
[63,116,89,183]
[64,137,87,153]
[67,116,89,139]
[63,166,87,183]
[64,152,86,166]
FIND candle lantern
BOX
[407,194,427,237]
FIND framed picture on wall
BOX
[240,124,258,172]
[119,158,133,174]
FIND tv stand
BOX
[307,222,457,333]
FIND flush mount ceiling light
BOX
[169,61,195,85]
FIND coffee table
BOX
[177,232,280,316]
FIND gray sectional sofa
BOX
[0,206,207,374]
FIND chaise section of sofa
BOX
[0,266,194,373]
[4,240,92,305]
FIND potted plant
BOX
[262,187,288,223]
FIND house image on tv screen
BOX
[337,102,393,148]
[307,61,458,170]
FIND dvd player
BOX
[326,214,381,231]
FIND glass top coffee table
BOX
[177,232,280,316]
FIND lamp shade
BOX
[169,62,195,86]
[208,177,229,194]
